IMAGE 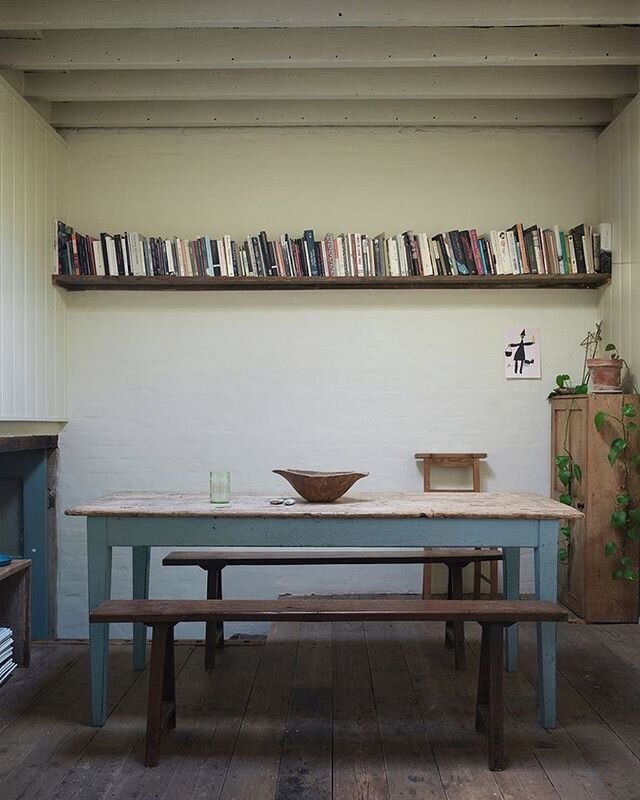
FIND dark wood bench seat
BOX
[162,548,503,670]
[162,549,504,567]
[90,597,567,771]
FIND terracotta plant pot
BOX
[587,358,623,392]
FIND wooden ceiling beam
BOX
[1,0,638,29]
[3,27,639,70]
[25,67,638,102]
[50,98,613,128]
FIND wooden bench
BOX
[90,597,567,771]
[162,548,504,671]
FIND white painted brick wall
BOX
[58,127,600,638]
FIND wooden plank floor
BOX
[1,611,640,799]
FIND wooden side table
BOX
[0,559,31,667]
[414,453,499,599]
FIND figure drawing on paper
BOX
[504,328,541,379]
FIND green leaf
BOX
[616,493,631,506]
[628,508,640,525]
[594,411,607,432]
[608,437,627,465]
[620,556,633,566]
[626,421,638,431]
[559,492,573,506]
[612,510,628,527]
[558,468,572,486]
[559,525,572,539]
[575,383,589,395]
[605,541,617,556]
[573,464,582,481]
[555,455,570,468]
[627,527,640,541]
[556,374,571,388]
[558,548,568,563]
[622,402,637,418]
[623,570,638,581]
[605,343,617,352]
[613,569,624,579]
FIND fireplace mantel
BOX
[0,436,58,454]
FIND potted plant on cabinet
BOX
[588,342,624,393]
[579,322,625,392]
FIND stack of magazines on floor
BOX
[0,627,16,685]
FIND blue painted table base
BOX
[86,514,559,728]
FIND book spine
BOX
[459,230,476,275]
[303,229,318,276]
[469,229,483,275]
[387,237,400,276]
[567,234,577,273]
[70,232,80,276]
[597,223,612,274]
[570,227,587,273]
[505,230,519,275]
[514,224,529,273]
[553,225,565,274]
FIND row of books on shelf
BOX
[56,221,612,279]
[0,628,16,686]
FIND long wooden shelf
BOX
[52,273,610,292]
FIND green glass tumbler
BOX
[209,470,231,504]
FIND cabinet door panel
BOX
[585,394,640,622]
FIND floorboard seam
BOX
[556,663,640,765]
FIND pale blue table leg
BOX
[536,520,559,729]
[502,546,520,672]
[87,518,112,727]
[132,546,150,671]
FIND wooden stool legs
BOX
[145,623,176,768]
[205,568,224,670]
[475,623,505,771]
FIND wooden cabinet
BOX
[551,394,640,623]
[0,559,31,667]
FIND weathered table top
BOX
[66,491,582,521]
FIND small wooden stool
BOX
[416,453,500,598]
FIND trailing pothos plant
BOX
[552,374,588,565]
[595,399,640,581]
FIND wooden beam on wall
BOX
[3,27,640,70]
[50,98,613,128]
[24,66,639,102]
[2,0,639,28]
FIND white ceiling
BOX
[0,0,638,129]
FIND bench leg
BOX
[164,625,176,730]
[444,565,466,671]
[473,559,482,598]
[490,559,500,600]
[145,623,176,768]
[476,623,504,771]
[421,561,432,600]
[205,568,223,670]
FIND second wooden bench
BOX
[162,548,503,671]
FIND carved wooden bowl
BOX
[273,469,369,503]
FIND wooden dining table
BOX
[66,491,581,728]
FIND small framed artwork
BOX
[504,327,541,379]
